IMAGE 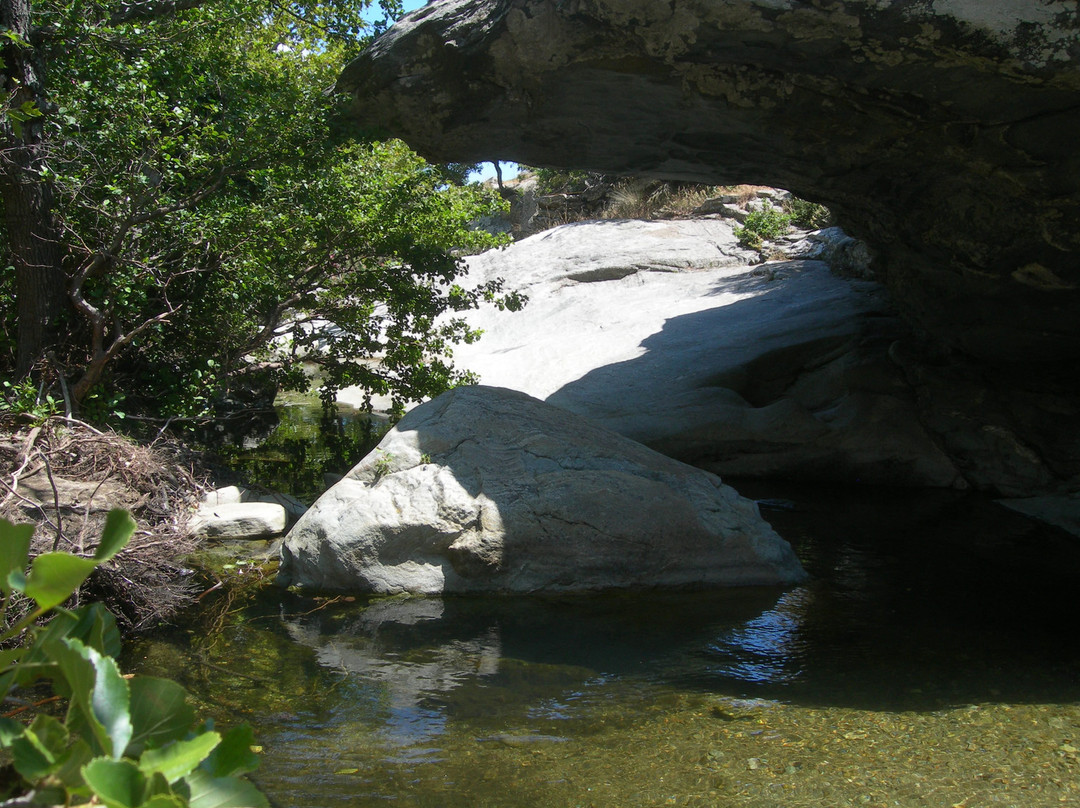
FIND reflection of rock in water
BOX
[281,598,503,744]
[278,590,790,742]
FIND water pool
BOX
[129,483,1080,807]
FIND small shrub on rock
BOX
[783,197,833,229]
[735,208,793,248]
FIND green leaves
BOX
[0,514,267,807]
[83,758,155,808]
[96,509,137,561]
[2,507,133,613]
[21,552,99,611]
[140,733,222,783]
[15,0,515,421]
[735,208,793,249]
[202,725,260,778]
[50,638,133,758]
[0,519,33,596]
[4,98,43,138]
[127,676,196,754]
[183,768,269,808]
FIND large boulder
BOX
[338,0,1080,374]
[452,219,965,488]
[276,385,806,594]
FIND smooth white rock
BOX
[202,485,307,520]
[450,219,960,487]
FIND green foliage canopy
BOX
[1,0,515,419]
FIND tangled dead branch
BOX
[0,414,212,632]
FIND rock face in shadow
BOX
[338,0,1080,373]
[276,386,806,594]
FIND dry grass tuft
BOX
[602,181,727,220]
[0,416,210,632]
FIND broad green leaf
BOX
[11,740,54,784]
[82,757,147,808]
[202,725,259,778]
[53,737,94,790]
[147,770,175,798]
[26,714,68,755]
[95,510,135,562]
[48,638,133,759]
[0,647,25,673]
[24,552,99,611]
[0,519,33,595]
[12,714,68,781]
[140,732,220,784]
[70,601,123,659]
[184,768,269,808]
[128,676,195,753]
[48,640,100,751]
[30,785,68,806]
[0,716,26,745]
[14,609,80,692]
[143,796,187,808]
[86,645,133,761]
[7,569,26,595]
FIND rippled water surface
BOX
[129,484,1080,807]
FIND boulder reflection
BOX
[278,588,792,743]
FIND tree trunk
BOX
[1,0,68,377]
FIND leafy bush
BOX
[783,197,832,229]
[0,512,267,807]
[735,208,793,249]
[529,168,603,195]
[4,0,516,423]
[0,379,61,422]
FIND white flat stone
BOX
[191,502,288,540]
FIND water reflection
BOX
[281,599,502,745]
[274,589,790,745]
[207,402,384,503]
[128,484,1080,807]
[704,586,813,684]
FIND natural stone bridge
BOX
[337,0,1080,497]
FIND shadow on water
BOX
[718,480,1080,710]
[269,480,1080,719]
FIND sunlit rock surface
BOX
[277,385,806,594]
[452,219,964,488]
[189,502,288,540]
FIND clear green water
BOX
[128,484,1080,807]
[207,401,385,504]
